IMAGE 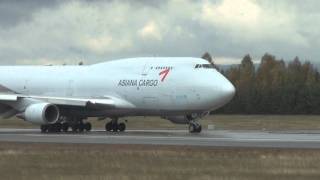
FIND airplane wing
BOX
[0,93,136,118]
[0,94,135,108]
[27,95,136,109]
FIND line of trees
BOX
[206,53,320,114]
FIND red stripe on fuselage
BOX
[159,69,170,82]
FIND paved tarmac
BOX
[1,128,320,148]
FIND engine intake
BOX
[24,103,60,124]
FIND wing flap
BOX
[0,94,18,101]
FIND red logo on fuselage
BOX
[159,69,170,82]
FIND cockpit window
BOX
[194,64,214,69]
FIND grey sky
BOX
[0,0,319,65]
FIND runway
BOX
[1,128,320,148]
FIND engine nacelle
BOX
[24,103,60,124]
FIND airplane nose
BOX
[221,81,236,101]
[214,72,236,105]
[195,70,236,110]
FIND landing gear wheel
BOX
[55,123,62,133]
[84,122,92,132]
[189,123,196,133]
[112,123,118,132]
[40,125,48,133]
[196,125,202,133]
[105,120,126,132]
[71,125,78,132]
[189,123,202,133]
[62,123,69,132]
[48,125,55,133]
[118,123,126,132]
[78,123,84,132]
[105,122,112,132]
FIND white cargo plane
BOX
[0,57,235,133]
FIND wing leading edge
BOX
[0,94,136,116]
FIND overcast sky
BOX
[0,0,319,65]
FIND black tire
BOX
[112,123,118,132]
[105,122,112,132]
[48,125,56,133]
[40,125,48,133]
[78,123,84,132]
[196,125,202,133]
[62,123,69,132]
[84,123,92,132]
[71,125,78,132]
[55,123,62,132]
[189,124,196,133]
[118,123,126,132]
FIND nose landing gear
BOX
[189,121,202,133]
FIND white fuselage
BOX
[0,57,235,117]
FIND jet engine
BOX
[24,103,60,124]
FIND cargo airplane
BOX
[0,57,235,133]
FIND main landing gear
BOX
[188,121,202,133]
[70,122,92,133]
[105,118,126,132]
[40,121,92,133]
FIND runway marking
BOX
[1,129,320,148]
[4,133,320,143]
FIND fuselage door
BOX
[141,62,150,76]
[66,80,74,96]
